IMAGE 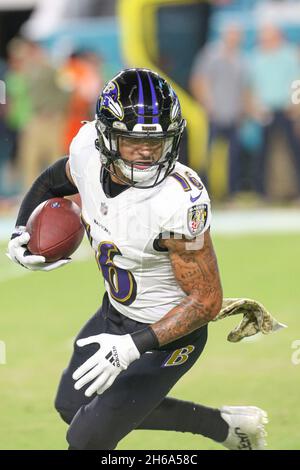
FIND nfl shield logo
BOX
[187,204,208,236]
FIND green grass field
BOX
[0,233,299,450]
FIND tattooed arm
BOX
[150,230,223,346]
[72,230,223,397]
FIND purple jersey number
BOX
[171,171,203,191]
[97,242,137,306]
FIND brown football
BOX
[26,198,84,262]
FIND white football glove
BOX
[7,227,71,271]
[73,333,140,397]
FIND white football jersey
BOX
[69,121,212,323]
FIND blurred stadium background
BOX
[0,0,300,450]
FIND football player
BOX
[8,69,267,450]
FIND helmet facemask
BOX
[96,121,186,188]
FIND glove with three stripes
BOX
[73,334,141,397]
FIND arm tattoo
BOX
[151,231,223,346]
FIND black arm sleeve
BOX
[15,157,78,227]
